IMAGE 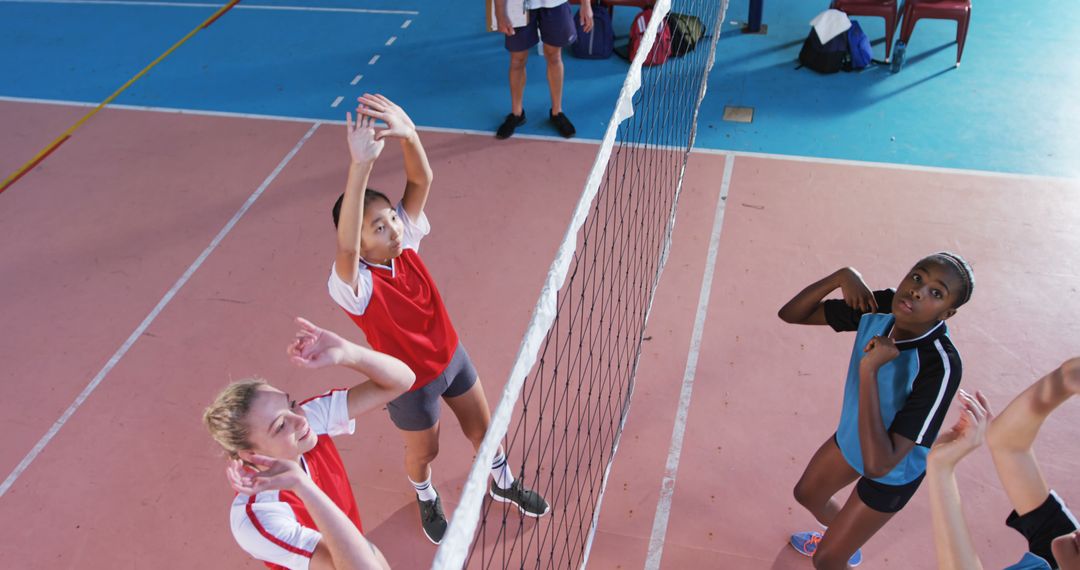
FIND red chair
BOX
[898,0,971,66]
[830,0,899,62]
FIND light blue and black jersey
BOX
[824,289,963,486]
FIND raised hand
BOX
[356,93,416,141]
[345,107,385,164]
[839,267,877,313]
[862,335,900,368]
[227,455,308,495]
[929,390,993,468]
[287,317,352,369]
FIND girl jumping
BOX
[326,94,548,545]
[778,252,975,569]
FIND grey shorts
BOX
[387,343,478,431]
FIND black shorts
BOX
[1006,490,1079,569]
[386,343,479,431]
[856,472,925,514]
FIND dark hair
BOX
[331,189,392,229]
[922,251,974,308]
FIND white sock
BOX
[491,450,514,490]
[410,476,437,502]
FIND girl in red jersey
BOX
[327,94,549,544]
[205,317,413,569]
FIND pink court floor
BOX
[2,99,1079,569]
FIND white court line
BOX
[0,0,420,15]
[645,153,734,570]
[385,36,396,46]
[0,122,322,499]
[350,74,363,86]
[401,19,412,28]
[330,95,344,108]
[1,95,1075,183]
[368,54,380,65]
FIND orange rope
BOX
[0,0,241,195]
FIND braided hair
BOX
[925,251,974,307]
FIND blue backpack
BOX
[572,4,614,59]
[847,20,873,70]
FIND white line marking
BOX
[385,36,396,46]
[368,54,380,65]
[330,95,344,108]
[645,154,735,570]
[401,19,412,28]
[0,0,420,15]
[350,74,363,86]
[1,96,1075,183]
[0,122,322,499]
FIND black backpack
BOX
[666,12,705,57]
[797,28,849,74]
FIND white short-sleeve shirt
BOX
[229,390,356,570]
[327,202,431,316]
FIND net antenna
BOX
[435,0,729,567]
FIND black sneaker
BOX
[417,493,447,544]
[549,110,576,138]
[496,112,526,139]
[490,478,550,518]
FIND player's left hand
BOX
[356,94,417,141]
[579,4,594,33]
[861,335,899,368]
[287,317,350,369]
[928,390,993,468]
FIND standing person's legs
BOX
[535,2,578,137]
[509,50,529,117]
[542,44,564,115]
[497,14,538,139]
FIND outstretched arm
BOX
[926,391,994,570]
[335,110,385,290]
[986,358,1080,515]
[228,456,388,570]
[356,94,432,221]
[778,267,876,325]
[287,317,414,416]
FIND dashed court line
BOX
[330,96,344,108]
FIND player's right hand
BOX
[227,456,308,495]
[496,15,515,36]
[346,109,385,164]
[838,267,877,313]
[288,317,350,369]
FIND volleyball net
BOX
[435,0,728,567]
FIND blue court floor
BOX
[2,0,1080,178]
[1,0,1077,173]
